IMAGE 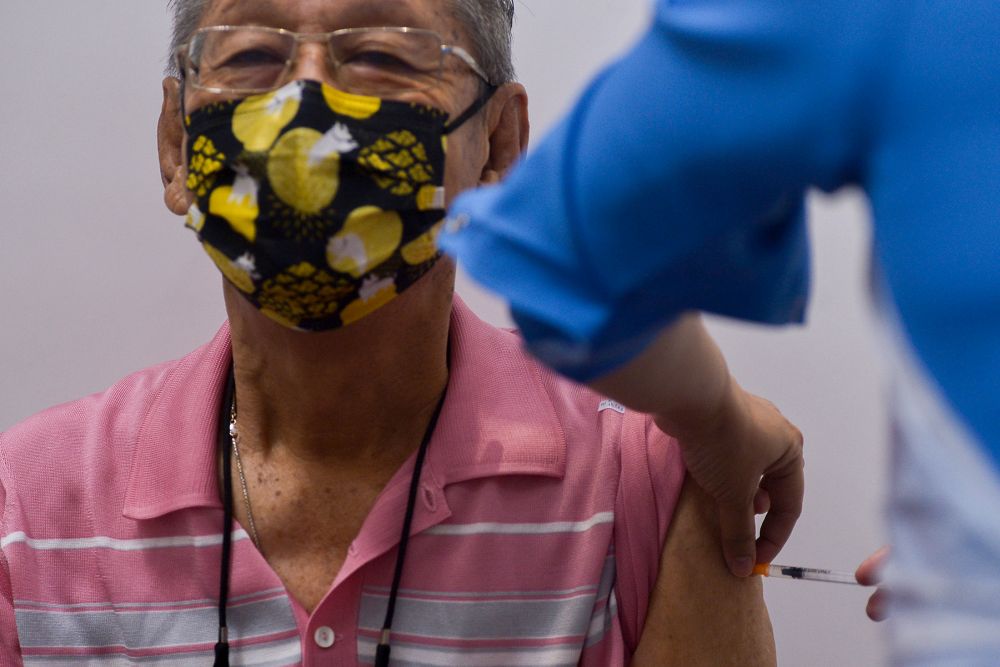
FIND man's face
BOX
[156,0,526,325]
[177,0,493,209]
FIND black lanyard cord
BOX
[215,363,446,667]
[375,391,446,667]
[215,368,237,667]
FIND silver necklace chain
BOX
[229,398,263,554]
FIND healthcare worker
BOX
[440,1,1000,664]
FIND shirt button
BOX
[314,626,336,649]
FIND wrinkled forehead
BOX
[200,0,466,44]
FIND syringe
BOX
[753,563,859,586]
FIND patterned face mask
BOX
[184,79,477,331]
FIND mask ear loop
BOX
[442,84,498,135]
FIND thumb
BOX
[719,502,757,577]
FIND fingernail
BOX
[732,557,753,577]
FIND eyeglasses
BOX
[177,25,493,97]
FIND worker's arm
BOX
[591,315,804,576]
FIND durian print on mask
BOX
[232,82,303,152]
[256,261,350,329]
[401,220,445,266]
[341,275,399,326]
[209,169,260,242]
[323,85,382,120]
[186,203,206,233]
[183,79,451,332]
[202,242,257,294]
[358,130,435,197]
[267,123,357,215]
[186,135,226,198]
[327,206,404,278]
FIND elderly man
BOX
[0,1,783,664]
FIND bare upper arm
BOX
[630,477,776,667]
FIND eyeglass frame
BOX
[174,25,495,97]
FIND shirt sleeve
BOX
[612,416,685,654]
[0,555,21,667]
[441,0,891,380]
[0,443,24,666]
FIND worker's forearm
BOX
[589,314,732,437]
[592,313,805,577]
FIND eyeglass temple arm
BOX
[446,45,492,86]
[175,50,190,120]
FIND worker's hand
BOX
[855,545,891,621]
[657,380,804,578]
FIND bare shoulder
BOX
[631,478,776,667]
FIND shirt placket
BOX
[301,471,452,666]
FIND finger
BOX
[719,502,757,577]
[755,464,805,565]
[855,545,891,586]
[753,488,771,515]
[866,588,890,622]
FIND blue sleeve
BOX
[440,0,893,380]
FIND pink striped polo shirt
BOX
[0,297,685,666]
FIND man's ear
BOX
[157,76,191,216]
[480,82,529,186]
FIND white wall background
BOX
[0,2,887,664]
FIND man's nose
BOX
[285,40,338,86]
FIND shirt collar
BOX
[123,325,232,520]
[123,295,566,521]
[423,296,566,487]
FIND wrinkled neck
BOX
[224,262,453,463]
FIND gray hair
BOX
[166,0,515,84]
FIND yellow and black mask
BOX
[184,79,474,331]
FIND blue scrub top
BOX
[440,1,1000,466]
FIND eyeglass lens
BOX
[189,28,446,95]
